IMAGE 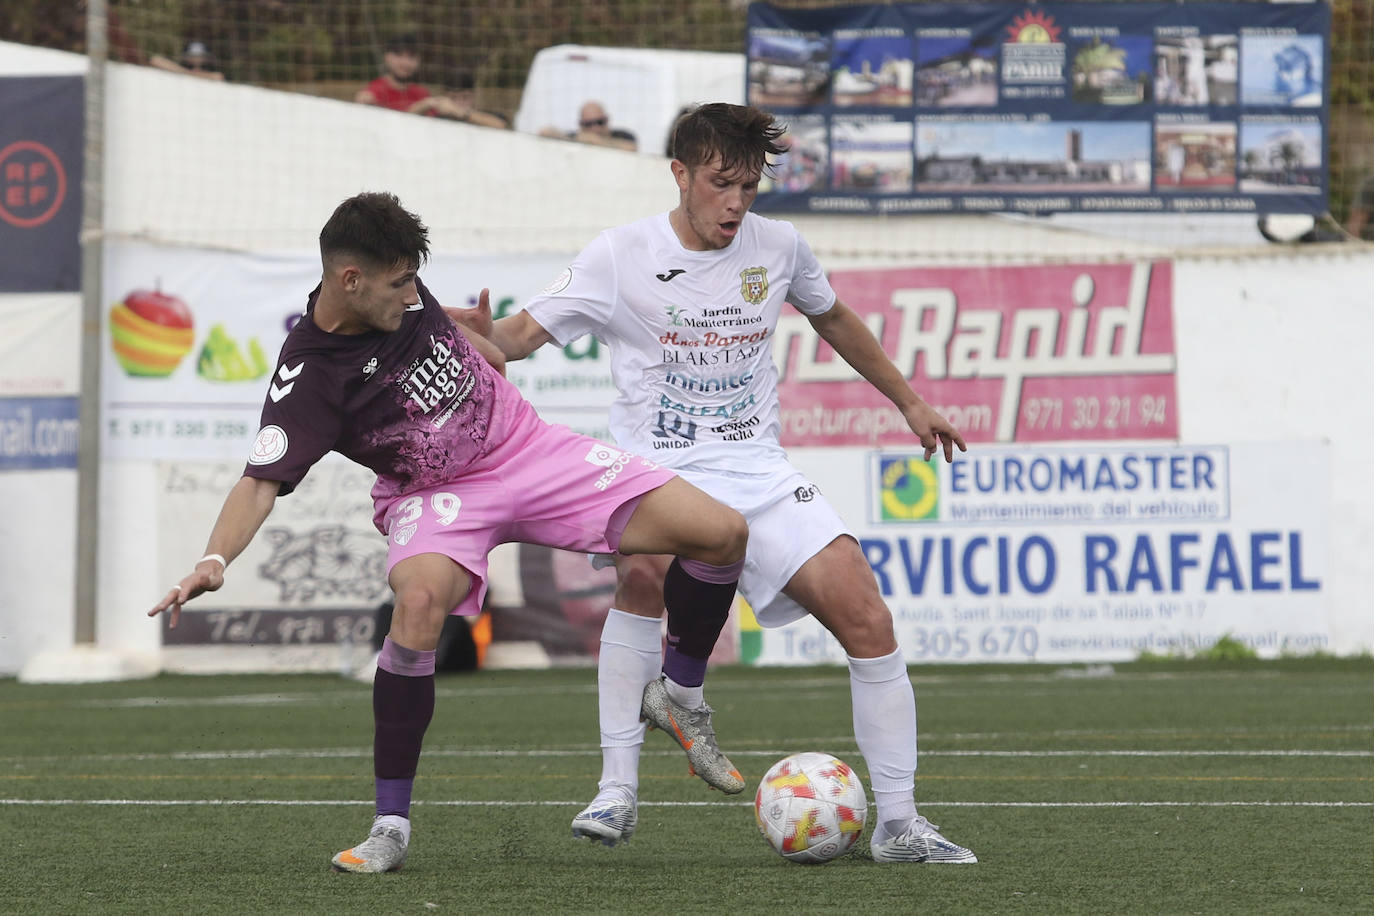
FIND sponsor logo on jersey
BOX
[659,392,757,418]
[669,304,755,330]
[656,268,687,282]
[739,266,769,305]
[793,484,820,503]
[397,334,475,430]
[665,369,754,393]
[247,424,288,466]
[584,444,623,468]
[585,444,652,491]
[716,416,760,441]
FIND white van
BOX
[515,44,745,157]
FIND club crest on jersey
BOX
[739,267,769,305]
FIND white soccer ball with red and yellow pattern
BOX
[754,752,868,864]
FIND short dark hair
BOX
[669,103,788,176]
[384,33,419,54]
[319,192,430,271]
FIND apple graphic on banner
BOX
[109,287,196,377]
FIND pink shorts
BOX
[374,405,675,617]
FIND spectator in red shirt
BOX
[355,33,440,116]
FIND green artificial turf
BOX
[2,660,1370,914]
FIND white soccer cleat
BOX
[570,783,638,846]
[870,817,978,864]
[331,818,409,873]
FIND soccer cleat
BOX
[331,819,409,873]
[570,783,638,846]
[869,817,978,864]
[640,676,745,794]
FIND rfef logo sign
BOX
[0,77,83,292]
[0,140,66,228]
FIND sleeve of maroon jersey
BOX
[242,345,342,496]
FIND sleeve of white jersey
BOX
[785,229,838,317]
[522,233,619,347]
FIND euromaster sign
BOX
[767,442,1329,664]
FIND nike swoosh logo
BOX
[656,269,686,282]
[666,711,693,750]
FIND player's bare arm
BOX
[441,289,554,363]
[488,311,555,361]
[807,299,967,462]
[148,475,282,628]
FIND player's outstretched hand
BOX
[148,563,226,629]
[903,399,968,463]
[443,287,494,338]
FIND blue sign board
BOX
[747,2,1330,215]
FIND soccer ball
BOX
[754,752,868,864]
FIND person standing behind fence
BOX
[356,33,440,116]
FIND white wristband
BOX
[198,553,228,569]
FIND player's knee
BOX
[716,507,748,565]
[390,582,453,637]
[835,605,897,656]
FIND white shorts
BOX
[664,461,851,628]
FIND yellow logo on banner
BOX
[879,457,939,520]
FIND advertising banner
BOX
[776,260,1177,446]
[747,2,1330,215]
[0,293,81,395]
[0,76,83,291]
[0,395,79,471]
[102,243,604,462]
[757,442,1330,664]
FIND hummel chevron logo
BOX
[655,269,686,282]
[269,361,303,402]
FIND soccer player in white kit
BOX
[470,104,976,863]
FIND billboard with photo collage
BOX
[747,1,1330,215]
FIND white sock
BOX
[848,650,919,828]
[373,813,411,845]
[597,608,662,790]
[663,675,704,711]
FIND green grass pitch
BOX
[2,658,1371,914]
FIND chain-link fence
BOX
[4,0,1369,223]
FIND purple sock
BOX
[661,556,742,687]
[373,638,436,818]
[663,646,709,688]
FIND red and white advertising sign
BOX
[775,260,1178,446]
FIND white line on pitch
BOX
[1,747,1371,765]
[2,798,1371,808]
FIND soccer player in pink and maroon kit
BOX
[149,192,748,873]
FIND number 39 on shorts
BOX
[387,491,462,546]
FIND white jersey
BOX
[524,211,836,475]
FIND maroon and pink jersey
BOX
[244,277,516,504]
